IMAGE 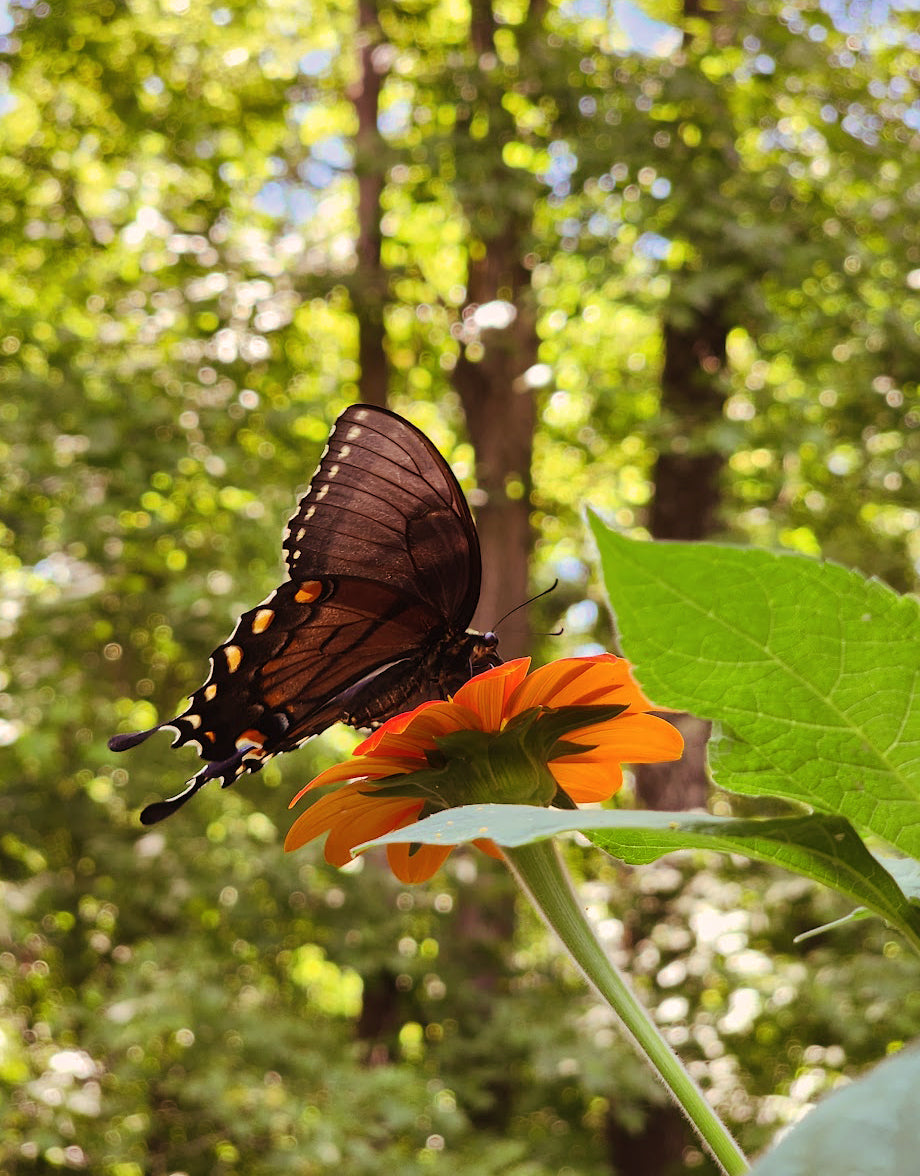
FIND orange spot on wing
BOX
[252,608,275,634]
[236,729,266,750]
[295,580,323,604]
[224,645,243,672]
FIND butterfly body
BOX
[335,627,500,730]
[109,404,501,823]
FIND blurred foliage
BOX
[2,0,920,1171]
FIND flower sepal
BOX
[507,703,631,758]
[360,723,558,809]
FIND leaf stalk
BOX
[503,838,749,1176]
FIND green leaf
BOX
[588,516,920,859]
[360,804,920,950]
[749,1047,920,1176]
[870,853,920,903]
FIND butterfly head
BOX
[469,629,502,673]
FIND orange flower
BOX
[285,654,684,883]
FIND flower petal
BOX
[284,780,426,863]
[565,711,684,764]
[506,654,652,716]
[325,796,424,866]
[386,841,453,883]
[472,837,504,861]
[372,702,484,755]
[564,659,652,710]
[284,782,373,851]
[453,658,531,729]
[550,759,624,802]
[356,699,448,754]
[506,656,591,714]
[289,755,416,806]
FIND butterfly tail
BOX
[138,743,265,825]
[139,775,208,825]
[108,725,165,752]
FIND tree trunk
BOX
[634,307,728,814]
[453,245,536,658]
[451,0,538,658]
[649,316,728,542]
[351,0,388,408]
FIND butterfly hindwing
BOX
[283,404,481,626]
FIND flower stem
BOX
[503,838,749,1175]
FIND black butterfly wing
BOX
[283,403,482,628]
[109,403,491,823]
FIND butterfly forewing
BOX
[165,576,444,761]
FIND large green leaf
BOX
[750,1047,920,1176]
[588,515,920,859]
[361,804,920,950]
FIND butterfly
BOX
[109,403,501,824]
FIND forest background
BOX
[2,0,920,1172]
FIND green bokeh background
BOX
[3,0,920,1171]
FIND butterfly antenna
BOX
[492,579,559,631]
